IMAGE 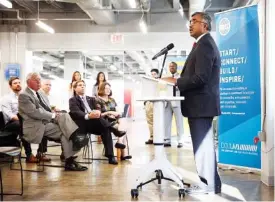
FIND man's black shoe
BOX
[110,127,126,137]
[215,186,221,194]
[145,139,153,144]
[65,157,88,171]
[108,157,118,165]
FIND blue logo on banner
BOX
[5,64,20,81]
[215,5,261,169]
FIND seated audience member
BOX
[39,79,65,161]
[97,82,132,160]
[69,80,126,165]
[18,72,88,171]
[1,76,49,163]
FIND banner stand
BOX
[215,4,262,170]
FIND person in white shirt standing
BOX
[164,62,184,148]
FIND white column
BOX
[261,0,274,186]
[64,52,84,80]
[0,30,28,96]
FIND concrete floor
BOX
[1,119,274,201]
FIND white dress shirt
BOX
[196,32,208,43]
[79,95,93,120]
[1,92,19,124]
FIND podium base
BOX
[131,151,190,199]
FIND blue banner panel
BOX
[215,5,261,169]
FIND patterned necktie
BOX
[81,96,92,113]
[172,74,176,97]
[193,42,197,49]
[36,92,51,112]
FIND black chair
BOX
[0,112,5,130]
[9,114,45,172]
[0,147,23,201]
[12,115,63,172]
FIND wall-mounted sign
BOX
[110,33,124,44]
[5,63,20,81]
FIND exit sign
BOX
[110,33,124,44]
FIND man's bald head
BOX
[41,79,52,95]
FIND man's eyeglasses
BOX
[189,20,206,26]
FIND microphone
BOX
[152,43,174,60]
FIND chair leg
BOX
[19,154,23,196]
[0,168,3,201]
[125,135,130,155]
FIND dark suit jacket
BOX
[69,95,101,121]
[69,95,109,134]
[177,33,221,118]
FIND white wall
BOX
[260,0,274,186]
[27,32,195,51]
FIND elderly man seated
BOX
[18,72,88,171]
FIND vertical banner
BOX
[215,5,261,169]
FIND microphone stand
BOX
[159,52,168,78]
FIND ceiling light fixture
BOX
[139,20,147,34]
[129,0,137,8]
[0,0,12,8]
[110,65,117,71]
[58,65,64,69]
[35,0,55,34]
[139,6,147,34]
[32,55,45,62]
[91,56,103,62]
[36,20,55,34]
[118,70,124,75]
[178,4,184,17]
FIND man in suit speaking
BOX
[164,12,222,194]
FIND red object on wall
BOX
[254,137,260,144]
[124,89,132,117]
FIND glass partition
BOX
[31,50,187,118]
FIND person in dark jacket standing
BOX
[163,12,222,194]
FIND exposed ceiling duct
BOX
[14,0,36,13]
[188,0,207,18]
[45,0,65,9]
[76,0,116,25]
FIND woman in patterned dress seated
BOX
[97,82,132,160]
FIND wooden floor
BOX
[1,119,274,201]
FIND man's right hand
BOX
[88,110,101,119]
[12,115,19,121]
